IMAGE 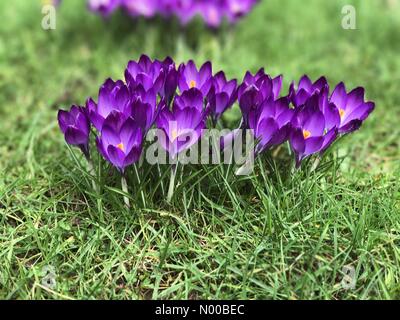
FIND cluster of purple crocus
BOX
[87,0,259,27]
[238,71,375,166]
[58,55,375,177]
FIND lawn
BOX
[0,0,399,300]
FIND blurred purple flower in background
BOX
[88,0,120,17]
[87,0,259,27]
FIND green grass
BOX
[1,0,400,300]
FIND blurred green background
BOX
[0,0,399,299]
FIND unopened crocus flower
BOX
[156,88,206,158]
[178,60,213,96]
[87,79,131,131]
[289,94,338,167]
[238,70,283,126]
[329,82,375,134]
[160,57,178,105]
[128,84,158,133]
[289,75,328,107]
[248,97,294,154]
[207,71,237,123]
[238,69,282,102]
[58,105,91,157]
[96,113,143,172]
[88,0,121,16]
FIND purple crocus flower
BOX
[156,88,206,158]
[238,70,283,126]
[96,112,143,172]
[289,75,328,107]
[160,57,178,105]
[127,84,158,133]
[87,79,131,131]
[58,105,91,157]
[329,82,375,134]
[178,60,213,96]
[174,87,204,112]
[248,97,294,154]
[289,94,338,167]
[125,55,165,93]
[238,69,282,101]
[207,71,237,123]
[88,0,121,16]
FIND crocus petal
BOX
[65,127,88,146]
[343,101,374,124]
[298,75,312,92]
[256,117,278,152]
[346,87,365,113]
[304,111,325,136]
[320,128,338,154]
[330,82,347,110]
[58,110,72,133]
[101,124,121,147]
[199,61,212,85]
[324,103,341,131]
[290,128,306,155]
[304,136,324,155]
[107,145,126,170]
[272,75,283,99]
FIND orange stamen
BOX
[303,130,311,139]
[117,143,125,152]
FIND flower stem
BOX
[121,175,130,208]
[157,163,165,196]
[167,164,178,203]
[134,164,146,207]
[85,155,98,193]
